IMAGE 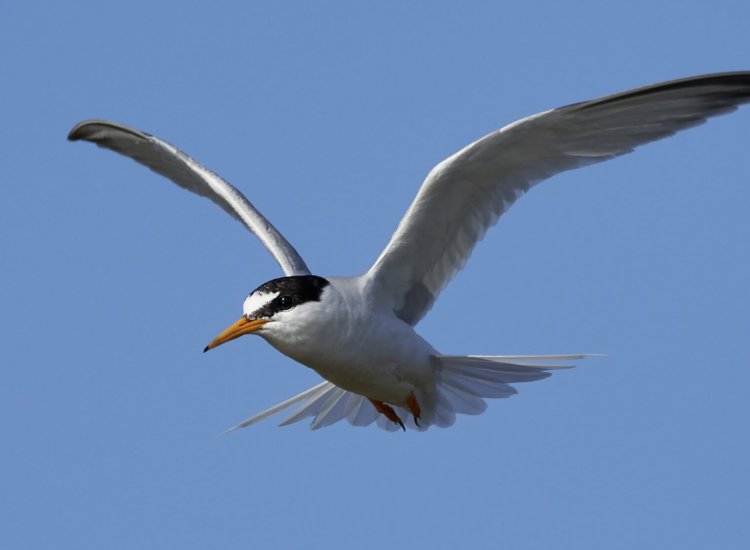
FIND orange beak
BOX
[203,317,269,352]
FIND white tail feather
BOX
[224,354,595,433]
[221,381,331,434]
[278,384,342,426]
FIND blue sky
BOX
[3,1,750,548]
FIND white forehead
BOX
[243,291,279,316]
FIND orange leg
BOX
[407,392,422,427]
[368,399,405,431]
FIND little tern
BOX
[69,72,750,431]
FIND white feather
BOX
[366,74,750,325]
[68,120,310,276]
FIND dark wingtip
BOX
[67,119,103,142]
[66,119,152,143]
[203,345,210,353]
[67,122,86,141]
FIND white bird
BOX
[69,72,750,432]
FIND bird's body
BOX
[260,276,437,408]
[69,72,750,431]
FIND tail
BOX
[426,354,589,428]
[223,354,594,433]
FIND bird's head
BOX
[203,275,330,352]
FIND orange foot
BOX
[407,392,422,427]
[369,399,405,431]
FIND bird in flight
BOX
[69,72,750,432]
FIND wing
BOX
[366,72,750,325]
[68,120,310,276]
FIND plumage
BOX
[67,120,310,277]
[69,72,750,431]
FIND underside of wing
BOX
[68,120,310,276]
[366,72,750,325]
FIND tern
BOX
[69,72,750,432]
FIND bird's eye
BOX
[278,295,294,310]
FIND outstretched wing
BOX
[366,72,750,325]
[68,120,310,276]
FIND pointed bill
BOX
[204,317,269,352]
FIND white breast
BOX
[258,276,438,405]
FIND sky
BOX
[3,1,750,548]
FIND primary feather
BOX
[366,73,750,325]
[68,120,310,276]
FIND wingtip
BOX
[67,119,105,142]
[67,121,87,141]
[66,119,152,143]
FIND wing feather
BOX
[68,120,310,276]
[366,72,750,324]
[222,380,331,433]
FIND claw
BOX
[407,392,422,427]
[369,399,405,431]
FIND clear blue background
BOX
[3,2,749,548]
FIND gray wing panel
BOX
[69,120,310,276]
[366,72,750,324]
